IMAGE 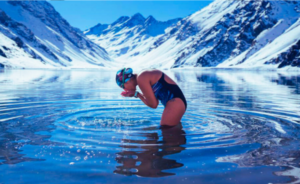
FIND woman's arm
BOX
[136,92,158,109]
[120,90,158,108]
[136,71,159,109]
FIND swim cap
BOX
[116,68,133,88]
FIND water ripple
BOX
[0,70,299,183]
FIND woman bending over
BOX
[116,68,187,126]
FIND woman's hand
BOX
[121,89,136,97]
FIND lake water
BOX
[0,69,299,184]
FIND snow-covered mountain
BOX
[170,0,300,69]
[84,13,181,63]
[0,1,113,69]
[1,0,300,70]
[86,0,300,70]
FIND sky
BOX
[49,1,213,31]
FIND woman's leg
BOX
[160,98,186,126]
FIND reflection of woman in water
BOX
[114,123,186,177]
[116,68,187,126]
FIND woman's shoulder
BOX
[138,69,161,76]
[137,69,162,83]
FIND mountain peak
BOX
[132,13,145,20]
[120,13,145,27]
[145,15,157,24]
[111,16,130,26]
[84,23,109,35]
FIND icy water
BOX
[0,69,300,184]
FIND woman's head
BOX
[116,68,137,90]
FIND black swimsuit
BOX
[151,73,187,110]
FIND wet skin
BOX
[121,69,186,126]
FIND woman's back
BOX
[138,69,177,87]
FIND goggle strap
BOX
[122,67,125,88]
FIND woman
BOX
[116,68,187,126]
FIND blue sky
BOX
[49,1,212,31]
